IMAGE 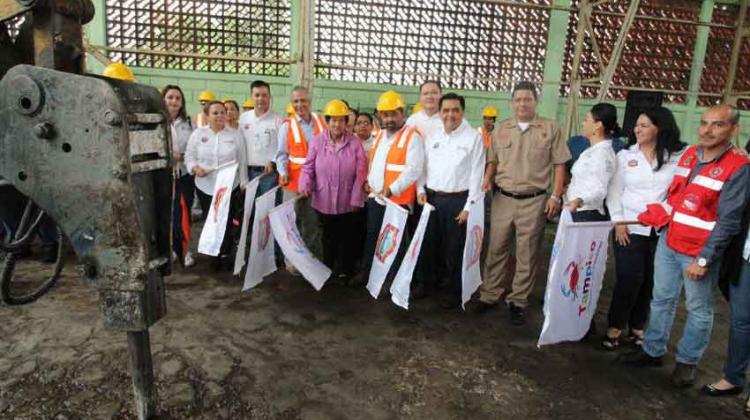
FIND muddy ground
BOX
[0,225,746,420]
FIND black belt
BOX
[426,188,468,198]
[499,188,547,200]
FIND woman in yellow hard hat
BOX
[194,90,216,128]
[297,99,367,281]
[102,62,135,81]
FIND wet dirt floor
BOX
[0,225,746,419]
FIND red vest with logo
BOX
[283,113,326,192]
[665,145,748,256]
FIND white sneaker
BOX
[184,251,195,267]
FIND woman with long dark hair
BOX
[163,85,196,267]
[565,103,619,222]
[603,106,685,349]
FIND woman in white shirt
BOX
[185,101,248,270]
[162,85,196,267]
[566,103,619,222]
[224,99,240,132]
[602,107,685,349]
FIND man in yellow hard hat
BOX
[406,80,443,139]
[349,90,425,288]
[285,102,295,118]
[242,98,255,112]
[479,105,498,148]
[194,90,215,128]
[102,62,135,82]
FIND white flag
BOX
[198,162,239,256]
[233,177,260,275]
[461,192,485,309]
[538,210,612,346]
[242,186,280,291]
[269,199,331,291]
[367,198,409,299]
[391,203,434,310]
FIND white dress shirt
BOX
[567,140,616,216]
[406,109,443,140]
[607,144,684,236]
[185,126,248,194]
[171,117,193,176]
[239,109,283,167]
[368,126,425,197]
[418,120,485,211]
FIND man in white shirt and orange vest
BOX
[622,105,750,389]
[417,93,485,308]
[275,86,327,265]
[478,105,497,148]
[193,90,215,128]
[350,90,425,286]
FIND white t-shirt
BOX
[239,109,283,167]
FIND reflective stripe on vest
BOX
[672,212,717,231]
[284,113,326,191]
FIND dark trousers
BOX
[318,211,358,276]
[361,199,409,277]
[196,187,244,258]
[608,231,658,331]
[420,191,467,298]
[172,173,195,255]
[352,207,367,266]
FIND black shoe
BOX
[468,300,497,315]
[700,382,743,397]
[671,363,697,388]
[509,303,526,326]
[617,349,663,367]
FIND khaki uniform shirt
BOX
[487,116,571,194]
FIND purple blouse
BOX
[298,130,368,215]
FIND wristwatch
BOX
[697,257,708,268]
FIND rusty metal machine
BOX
[0,1,171,418]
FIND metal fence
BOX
[104,0,292,75]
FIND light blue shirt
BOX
[275,115,316,177]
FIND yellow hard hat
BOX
[376,90,406,112]
[102,62,134,81]
[286,102,295,116]
[323,99,349,117]
[482,105,498,118]
[198,90,216,102]
[243,98,255,109]
[412,101,424,114]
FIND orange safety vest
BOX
[478,127,491,148]
[665,145,748,256]
[193,113,207,128]
[368,126,418,205]
[283,113,327,192]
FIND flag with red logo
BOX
[242,186,280,291]
[233,177,260,274]
[367,197,409,299]
[391,203,434,310]
[461,193,485,309]
[538,210,613,346]
[269,198,331,290]
[198,162,239,256]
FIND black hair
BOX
[512,81,538,100]
[419,80,442,93]
[439,92,465,111]
[223,99,240,113]
[250,80,271,93]
[161,84,188,122]
[205,100,226,114]
[357,112,373,124]
[628,106,685,171]
[590,103,622,139]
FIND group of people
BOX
[155,66,750,416]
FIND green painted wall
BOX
[85,0,750,144]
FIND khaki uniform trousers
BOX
[480,192,547,307]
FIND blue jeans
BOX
[642,233,720,365]
[724,259,750,386]
[248,167,278,196]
